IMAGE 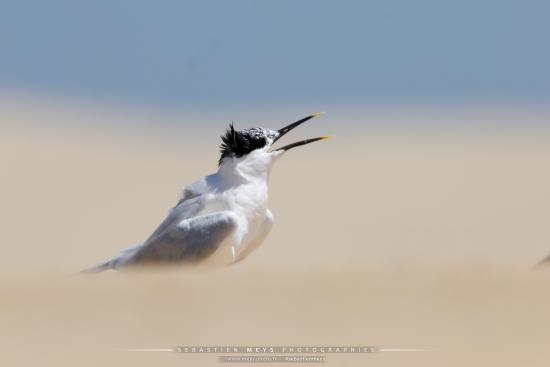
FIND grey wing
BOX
[145,194,205,245]
[85,196,205,271]
[121,209,237,267]
[84,189,235,272]
[87,210,235,272]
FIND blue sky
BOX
[1,0,549,108]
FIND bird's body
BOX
[167,149,277,266]
[85,113,327,272]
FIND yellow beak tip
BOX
[311,111,326,118]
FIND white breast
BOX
[192,184,269,267]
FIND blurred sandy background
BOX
[2,1,550,365]
[1,99,549,366]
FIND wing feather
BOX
[120,210,237,267]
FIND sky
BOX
[1,0,549,109]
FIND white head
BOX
[217,113,329,179]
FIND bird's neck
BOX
[217,152,273,185]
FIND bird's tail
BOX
[80,260,114,274]
[80,244,141,274]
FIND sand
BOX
[1,103,550,366]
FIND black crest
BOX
[218,124,270,166]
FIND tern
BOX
[84,113,328,272]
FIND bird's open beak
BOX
[273,112,330,152]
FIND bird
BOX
[84,112,328,272]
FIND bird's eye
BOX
[250,136,266,149]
